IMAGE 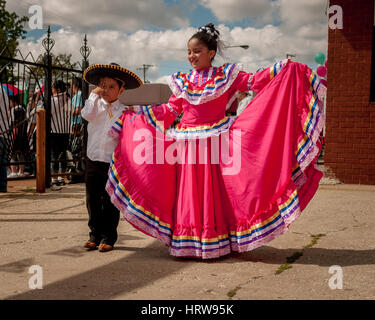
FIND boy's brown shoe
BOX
[84,241,98,251]
[98,243,113,252]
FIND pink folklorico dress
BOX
[106,59,326,259]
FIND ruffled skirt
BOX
[106,61,325,259]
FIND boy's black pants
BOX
[85,158,120,246]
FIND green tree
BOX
[29,53,80,79]
[0,0,29,81]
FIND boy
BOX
[81,63,142,252]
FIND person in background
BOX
[68,76,84,183]
[50,79,71,185]
[25,93,41,176]
[236,91,252,116]
[0,86,10,191]
[71,76,83,153]
[8,94,28,178]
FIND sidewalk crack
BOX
[274,233,326,275]
[226,276,264,299]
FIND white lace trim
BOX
[167,64,242,106]
[247,74,253,91]
[165,116,237,140]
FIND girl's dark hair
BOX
[189,23,221,60]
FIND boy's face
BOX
[98,77,124,103]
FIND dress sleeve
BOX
[230,59,291,95]
[131,93,183,132]
[249,59,290,93]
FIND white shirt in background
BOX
[81,92,127,163]
[51,92,72,134]
[236,93,254,116]
[0,87,10,139]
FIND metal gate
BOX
[0,27,91,190]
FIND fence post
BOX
[36,108,46,193]
[42,26,54,188]
[80,34,91,161]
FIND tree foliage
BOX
[29,53,80,79]
[0,0,29,81]
[0,0,28,55]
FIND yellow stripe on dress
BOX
[111,162,171,230]
[270,64,275,80]
[278,189,298,212]
[147,107,165,132]
[174,116,229,132]
[304,97,317,132]
[172,233,229,243]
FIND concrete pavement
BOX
[0,172,374,300]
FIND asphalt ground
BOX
[0,172,374,301]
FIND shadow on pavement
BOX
[3,242,375,300]
[230,245,375,267]
[5,241,190,300]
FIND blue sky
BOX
[7,0,328,82]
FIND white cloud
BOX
[6,0,189,32]
[17,20,327,84]
[215,22,327,73]
[12,0,328,82]
[16,27,196,81]
[200,0,328,40]
[278,0,328,31]
[154,75,170,84]
[200,0,275,24]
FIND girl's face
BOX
[98,77,124,103]
[187,38,216,70]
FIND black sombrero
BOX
[83,63,143,90]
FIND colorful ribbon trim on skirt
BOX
[106,154,303,259]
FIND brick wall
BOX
[325,0,375,184]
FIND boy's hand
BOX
[92,87,104,96]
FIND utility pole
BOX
[137,64,153,83]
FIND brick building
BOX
[325,0,375,184]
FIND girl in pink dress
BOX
[106,23,326,259]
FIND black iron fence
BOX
[0,26,91,190]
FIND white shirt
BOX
[51,92,72,133]
[81,92,127,163]
[236,94,253,116]
[0,87,10,139]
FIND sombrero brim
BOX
[83,64,143,90]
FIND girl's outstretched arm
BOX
[128,94,183,132]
